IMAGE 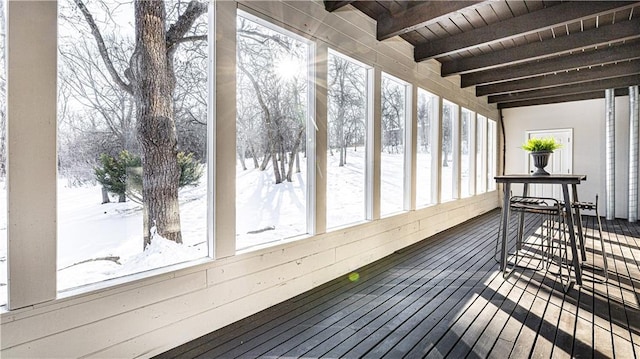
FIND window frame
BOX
[440,98,459,203]
[379,71,412,216]
[325,48,373,230]
[415,87,439,208]
[460,107,476,198]
[235,9,317,249]
[476,114,488,195]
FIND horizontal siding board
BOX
[1,271,207,349]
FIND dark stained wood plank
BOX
[606,221,640,356]
[602,221,636,358]
[438,214,557,357]
[551,290,579,358]
[461,42,640,88]
[414,2,638,61]
[154,213,640,359]
[376,1,487,40]
[481,62,640,97]
[323,1,355,12]
[501,270,558,358]
[497,88,630,109]
[201,216,498,358]
[470,243,555,356]
[474,2,500,24]
[528,274,565,358]
[439,19,640,76]
[487,74,640,104]
[255,219,498,358]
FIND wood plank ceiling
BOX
[324,1,640,109]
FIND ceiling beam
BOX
[440,19,640,76]
[489,75,640,104]
[324,1,355,12]
[477,60,640,96]
[498,88,630,109]
[377,1,486,41]
[460,42,640,88]
[415,2,639,61]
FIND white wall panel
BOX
[502,97,632,217]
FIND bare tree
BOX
[328,54,366,167]
[381,77,405,154]
[73,0,208,246]
[236,17,308,184]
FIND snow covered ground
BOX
[0,147,463,306]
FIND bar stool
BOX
[500,196,565,278]
[572,195,609,282]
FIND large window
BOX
[326,50,370,229]
[460,107,475,198]
[0,0,6,307]
[441,100,459,202]
[416,89,438,208]
[57,0,211,292]
[488,119,498,191]
[380,73,410,216]
[476,114,488,194]
[236,13,312,249]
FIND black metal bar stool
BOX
[572,195,609,282]
[499,196,565,280]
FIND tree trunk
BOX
[237,147,247,171]
[118,193,126,203]
[286,127,305,181]
[132,1,182,246]
[250,145,259,168]
[259,152,270,171]
[271,152,282,183]
[76,0,207,248]
[101,186,111,204]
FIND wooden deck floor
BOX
[155,210,640,359]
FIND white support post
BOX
[213,1,237,258]
[605,88,616,220]
[7,1,58,310]
[629,85,639,223]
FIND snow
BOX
[0,146,465,307]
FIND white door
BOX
[526,129,573,200]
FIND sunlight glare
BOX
[276,56,301,82]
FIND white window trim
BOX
[380,72,412,216]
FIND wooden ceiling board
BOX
[522,32,542,44]
[436,18,464,36]
[598,13,617,26]
[449,11,475,31]
[413,27,434,41]
[423,23,449,39]
[325,0,640,108]
[388,0,409,14]
[462,7,488,28]
[504,1,530,17]
[474,6,497,26]
[486,2,514,22]
[523,0,547,12]
[566,21,583,35]
[351,2,385,20]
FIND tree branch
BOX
[173,34,208,46]
[166,1,208,52]
[73,0,132,95]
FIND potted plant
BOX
[521,137,562,176]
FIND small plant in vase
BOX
[521,137,562,176]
